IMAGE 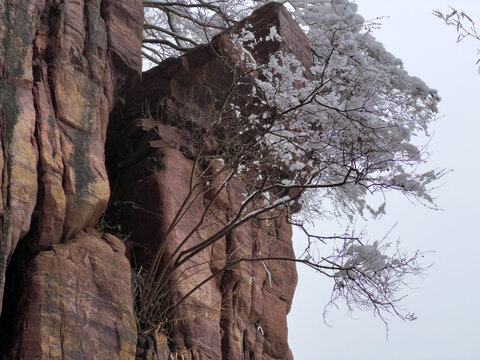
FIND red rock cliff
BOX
[0,0,142,357]
[0,2,309,359]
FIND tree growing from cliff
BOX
[136,0,443,333]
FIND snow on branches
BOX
[226,0,442,218]
[141,0,443,323]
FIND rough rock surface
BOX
[0,0,143,309]
[121,3,311,129]
[107,4,309,359]
[7,231,137,359]
[0,2,308,359]
[0,0,142,357]
[110,117,299,360]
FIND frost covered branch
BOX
[132,0,444,333]
[327,238,426,323]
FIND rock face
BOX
[109,118,299,359]
[0,2,309,359]
[8,231,137,359]
[0,0,142,298]
[121,2,312,129]
[107,4,309,359]
[0,0,142,357]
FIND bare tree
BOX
[124,97,427,334]
[118,0,444,337]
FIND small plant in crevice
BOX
[132,253,234,339]
[132,265,172,337]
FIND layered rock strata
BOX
[0,0,142,357]
[8,231,137,358]
[0,2,309,359]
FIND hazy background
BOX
[288,1,480,359]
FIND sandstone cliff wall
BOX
[0,2,308,359]
[0,0,142,357]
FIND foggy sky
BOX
[288,1,480,359]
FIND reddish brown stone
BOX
[122,2,311,130]
[1,1,308,359]
[136,332,171,360]
[112,123,299,358]
[10,231,137,359]
[0,0,143,315]
[106,3,308,359]
[0,0,43,313]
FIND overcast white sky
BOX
[288,1,480,359]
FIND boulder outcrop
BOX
[121,2,311,129]
[0,2,309,359]
[0,0,142,301]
